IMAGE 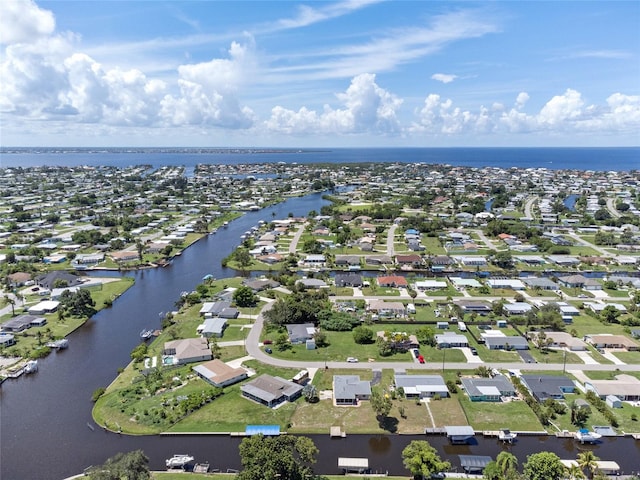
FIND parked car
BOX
[418,355,425,364]
[470,347,478,355]
[265,348,273,354]
[263,339,273,345]
[346,357,359,363]
[413,348,420,357]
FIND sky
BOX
[0,0,639,148]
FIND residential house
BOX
[193,359,248,388]
[1,314,46,333]
[7,272,31,287]
[27,300,60,315]
[520,374,575,401]
[394,373,448,398]
[584,374,640,402]
[503,302,533,316]
[333,375,372,405]
[0,332,16,347]
[435,332,469,348]
[368,300,406,318]
[199,301,239,319]
[484,336,529,350]
[286,323,317,344]
[376,275,408,288]
[527,331,587,351]
[296,278,328,289]
[395,254,422,268]
[377,331,419,351]
[335,272,363,287]
[584,334,639,351]
[487,279,526,290]
[364,255,393,266]
[35,271,83,290]
[197,317,227,338]
[243,278,280,292]
[163,338,212,365]
[455,300,492,315]
[461,374,516,402]
[334,255,361,267]
[414,280,448,291]
[240,374,303,408]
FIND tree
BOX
[209,338,221,358]
[234,248,253,269]
[600,305,620,324]
[492,250,514,269]
[483,461,503,480]
[2,295,16,316]
[577,451,600,480]
[496,451,518,477]
[352,325,374,344]
[565,464,586,480]
[86,450,150,480]
[302,383,319,403]
[233,286,258,307]
[370,389,392,419]
[523,451,564,480]
[237,434,318,480]
[402,440,451,479]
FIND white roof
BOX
[477,386,501,396]
[338,458,369,469]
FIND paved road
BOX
[289,223,307,253]
[606,197,622,219]
[566,231,614,257]
[243,301,640,373]
[471,229,496,250]
[523,195,538,219]
[386,224,397,256]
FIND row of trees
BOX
[87,440,629,480]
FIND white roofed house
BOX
[394,373,448,399]
[487,279,526,290]
[503,302,533,316]
[435,332,469,348]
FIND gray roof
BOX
[333,375,372,400]
[459,455,492,469]
[286,323,316,341]
[484,336,529,347]
[445,425,475,437]
[461,374,515,397]
[521,375,575,399]
[201,317,227,335]
[241,374,303,403]
[395,374,446,389]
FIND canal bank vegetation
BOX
[0,277,134,363]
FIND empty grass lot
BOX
[427,396,468,427]
[457,395,543,432]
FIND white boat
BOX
[140,329,153,341]
[575,429,602,443]
[498,428,517,443]
[166,454,194,468]
[24,360,38,374]
[46,339,69,349]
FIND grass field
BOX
[428,396,468,427]
[458,395,543,431]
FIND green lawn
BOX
[527,348,582,365]
[609,351,640,364]
[458,395,543,431]
[428,396,468,427]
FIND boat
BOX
[498,428,517,443]
[575,429,602,444]
[166,454,194,468]
[140,329,153,341]
[24,360,38,374]
[46,339,69,350]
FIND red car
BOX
[418,355,425,364]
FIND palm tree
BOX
[2,295,16,316]
[565,464,586,480]
[577,451,599,479]
[496,451,518,477]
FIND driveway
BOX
[602,350,626,365]
[458,347,483,363]
[573,350,599,365]
[518,351,536,364]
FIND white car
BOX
[346,357,359,363]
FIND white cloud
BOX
[274,0,382,30]
[0,0,55,45]
[431,73,458,84]
[412,89,640,138]
[266,73,402,135]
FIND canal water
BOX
[1,192,639,479]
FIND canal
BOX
[1,192,639,479]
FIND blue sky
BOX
[1,0,638,147]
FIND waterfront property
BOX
[461,374,516,402]
[333,375,372,406]
[445,425,475,444]
[394,373,448,398]
[192,359,248,388]
[240,374,303,408]
[1,314,46,333]
[584,374,640,401]
[163,338,212,365]
[520,375,576,402]
[196,317,227,338]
